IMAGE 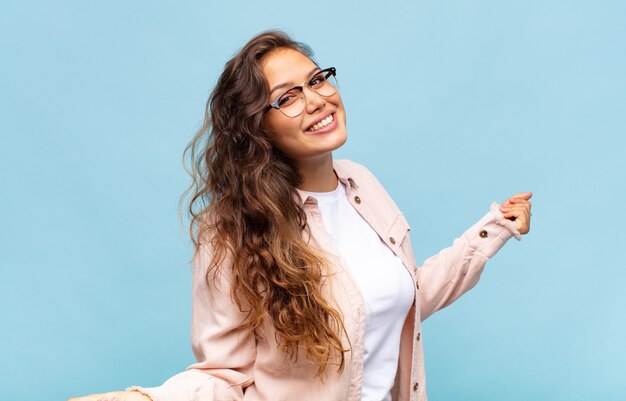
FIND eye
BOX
[309,72,327,87]
[278,89,300,107]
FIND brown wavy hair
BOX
[183,31,348,377]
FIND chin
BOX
[335,130,348,149]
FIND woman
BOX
[70,31,531,401]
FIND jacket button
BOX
[389,237,396,244]
[415,280,419,290]
[479,229,488,238]
[413,382,419,391]
[416,332,421,341]
[354,196,361,204]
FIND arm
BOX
[417,198,529,321]
[130,245,256,401]
[127,244,256,401]
[68,244,255,401]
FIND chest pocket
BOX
[384,213,411,260]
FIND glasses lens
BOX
[278,88,305,118]
[273,69,338,118]
[312,69,338,97]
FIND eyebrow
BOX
[269,67,321,96]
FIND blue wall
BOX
[1,1,624,400]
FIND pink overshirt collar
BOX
[296,160,358,204]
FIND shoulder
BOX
[333,159,381,185]
[334,158,401,211]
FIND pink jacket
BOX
[130,159,520,401]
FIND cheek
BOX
[331,94,346,119]
[264,114,303,147]
[277,119,300,134]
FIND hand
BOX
[499,192,532,235]
[68,391,151,401]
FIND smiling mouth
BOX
[306,113,335,133]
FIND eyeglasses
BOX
[265,67,338,118]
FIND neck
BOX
[295,154,338,192]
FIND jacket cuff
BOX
[127,369,248,401]
[489,202,522,240]
[127,386,158,401]
[462,202,521,259]
[126,370,218,401]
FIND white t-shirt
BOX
[302,182,415,401]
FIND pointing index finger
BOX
[511,192,532,201]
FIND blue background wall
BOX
[1,1,625,400]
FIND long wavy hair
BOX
[183,31,348,377]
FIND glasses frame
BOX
[264,67,337,117]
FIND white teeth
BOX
[308,114,334,132]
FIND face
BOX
[262,48,347,166]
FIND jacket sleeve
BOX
[417,203,521,321]
[127,244,256,401]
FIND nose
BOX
[303,86,326,113]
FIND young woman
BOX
[70,31,532,401]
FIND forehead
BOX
[261,48,318,88]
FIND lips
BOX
[306,113,335,133]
